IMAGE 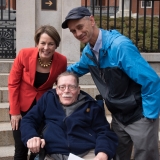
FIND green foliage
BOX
[81,16,160,52]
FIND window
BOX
[141,1,152,8]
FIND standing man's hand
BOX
[27,137,45,153]
[94,152,108,160]
[11,114,22,130]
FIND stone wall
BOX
[16,0,81,62]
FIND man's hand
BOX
[27,137,45,153]
[11,114,22,130]
[94,152,108,160]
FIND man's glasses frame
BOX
[57,85,78,91]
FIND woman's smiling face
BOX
[37,33,57,60]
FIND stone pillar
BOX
[16,0,80,62]
[61,0,81,62]
[16,0,35,53]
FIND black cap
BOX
[62,7,91,29]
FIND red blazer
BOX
[8,47,67,114]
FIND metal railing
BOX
[0,0,16,59]
[83,0,160,52]
[87,6,119,16]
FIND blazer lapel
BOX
[29,48,38,85]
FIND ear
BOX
[78,86,80,94]
[56,87,59,94]
[90,15,95,26]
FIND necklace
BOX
[38,58,52,68]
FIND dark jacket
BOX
[20,89,118,160]
[67,29,160,125]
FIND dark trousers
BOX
[10,99,37,160]
[12,126,36,160]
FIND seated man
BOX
[20,71,118,160]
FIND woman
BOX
[8,25,67,160]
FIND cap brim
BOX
[61,20,69,29]
[61,15,84,29]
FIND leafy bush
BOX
[80,16,160,52]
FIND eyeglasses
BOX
[57,85,78,91]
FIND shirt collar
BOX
[89,29,102,53]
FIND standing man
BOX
[62,6,160,160]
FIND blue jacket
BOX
[67,29,160,125]
[20,89,118,160]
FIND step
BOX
[0,103,9,122]
[68,53,160,74]
[0,74,9,87]
[1,102,159,134]
[0,87,8,103]
[0,61,13,73]
[0,118,159,160]
[75,73,95,85]
[0,116,112,149]
[0,116,111,147]
[1,71,160,88]
[0,60,160,87]
[0,144,158,160]
[0,85,99,103]
[0,73,95,87]
[0,101,109,122]
[1,56,160,73]
[0,145,14,160]
[0,141,159,160]
[141,53,160,62]
[0,122,14,146]
[80,85,99,98]
[0,101,111,123]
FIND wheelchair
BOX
[35,95,104,160]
